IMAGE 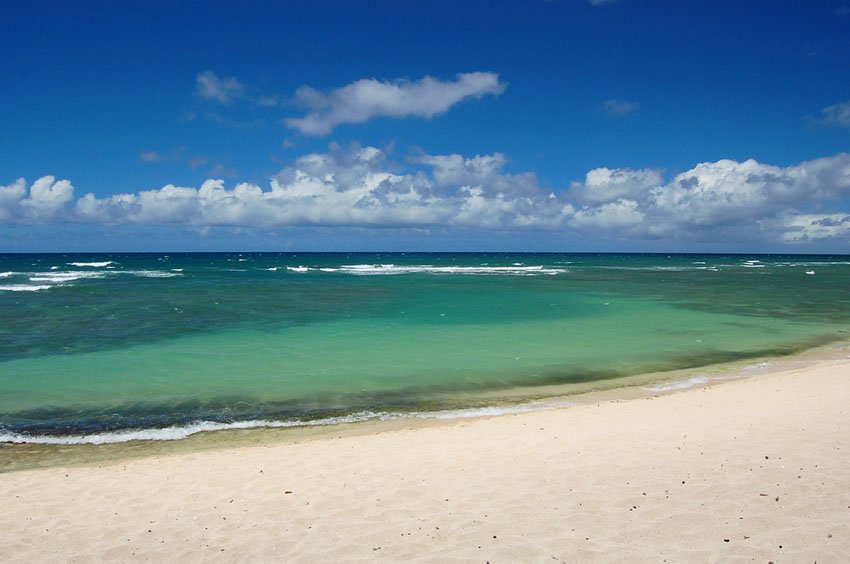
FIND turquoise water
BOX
[1,253,849,443]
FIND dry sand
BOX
[1,359,849,563]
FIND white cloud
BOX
[571,167,662,204]
[24,176,74,214]
[4,151,850,247]
[570,199,644,231]
[139,151,162,163]
[0,178,27,222]
[139,147,186,164]
[819,101,850,128]
[769,213,850,243]
[196,71,244,104]
[602,99,639,118]
[256,95,280,107]
[285,72,506,135]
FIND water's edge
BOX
[3,339,847,474]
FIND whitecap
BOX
[29,271,104,283]
[333,264,567,276]
[286,266,312,272]
[67,261,114,267]
[0,284,53,292]
[123,270,183,278]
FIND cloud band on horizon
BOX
[2,149,850,246]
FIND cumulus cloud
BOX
[569,153,850,241]
[768,213,850,243]
[1,176,74,223]
[285,72,506,135]
[196,71,244,104]
[571,167,662,204]
[602,99,639,118]
[4,151,850,246]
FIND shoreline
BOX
[2,339,849,473]
[1,351,848,560]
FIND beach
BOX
[1,357,848,562]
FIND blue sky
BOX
[1,0,849,252]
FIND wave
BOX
[29,271,106,283]
[0,269,183,292]
[0,284,53,292]
[643,375,709,393]
[313,264,567,276]
[770,261,850,267]
[122,270,182,278]
[0,401,569,445]
[594,265,721,273]
[67,261,115,267]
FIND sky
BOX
[1,0,849,252]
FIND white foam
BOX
[326,264,567,276]
[286,266,311,272]
[67,261,114,267]
[599,265,709,272]
[0,284,53,292]
[29,271,105,283]
[0,272,17,278]
[0,400,574,445]
[0,414,391,445]
[775,261,850,267]
[643,375,709,393]
[122,270,182,278]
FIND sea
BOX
[1,252,849,446]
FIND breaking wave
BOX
[0,401,570,445]
[288,264,567,276]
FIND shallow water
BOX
[1,252,849,444]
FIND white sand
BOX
[1,359,849,562]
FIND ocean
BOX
[1,252,849,445]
